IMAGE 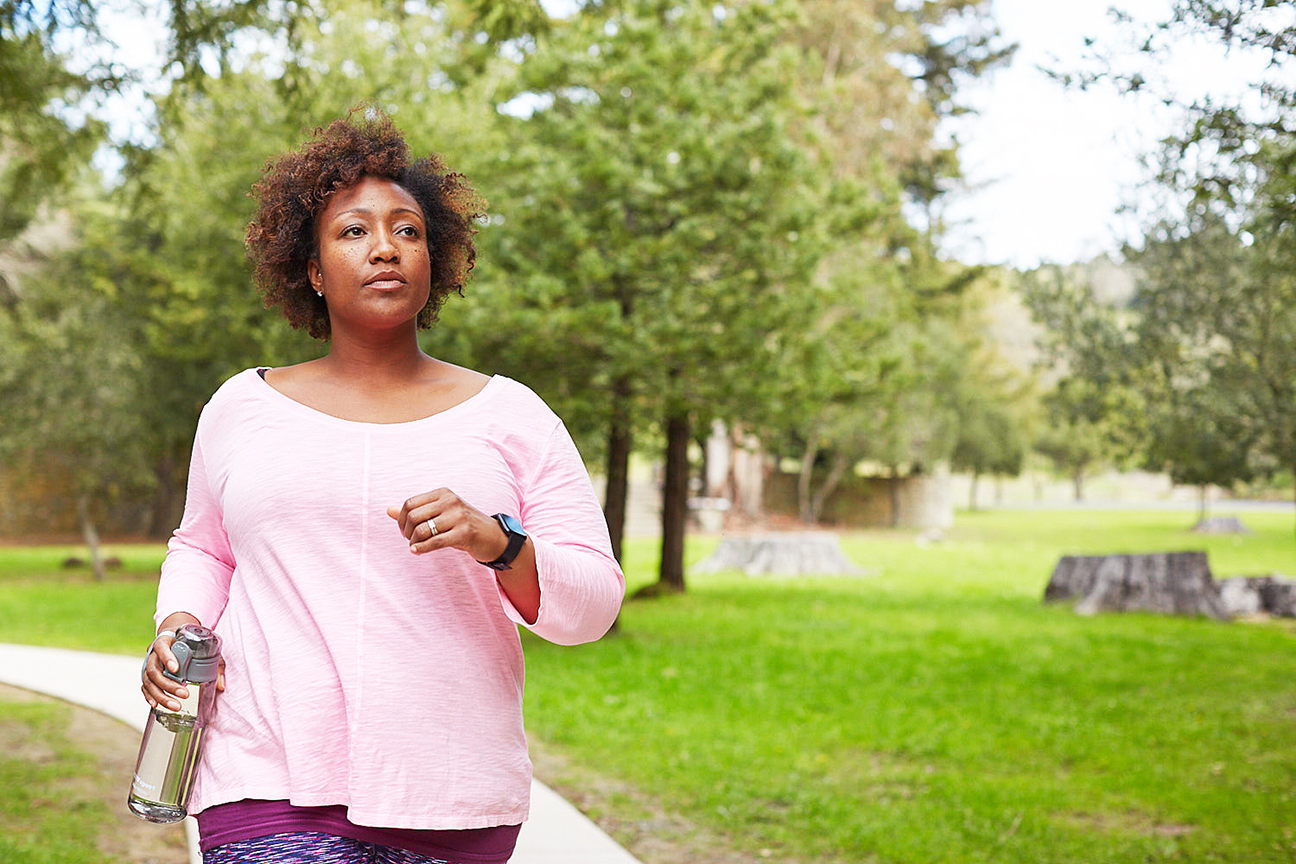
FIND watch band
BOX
[478,513,527,571]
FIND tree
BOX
[0,183,154,576]
[1022,264,1146,501]
[0,0,493,538]
[1088,2,1296,531]
[457,0,837,591]
[951,358,1028,511]
[768,0,1012,526]
[1128,206,1293,524]
[0,1,109,249]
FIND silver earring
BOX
[315,290,324,298]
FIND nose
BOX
[370,226,399,262]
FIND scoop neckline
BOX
[247,366,505,429]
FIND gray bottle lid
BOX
[164,624,222,684]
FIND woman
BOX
[140,109,625,864]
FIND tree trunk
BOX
[603,416,632,565]
[797,435,819,524]
[1072,467,1084,503]
[888,468,901,528]
[808,451,848,524]
[1198,484,1209,524]
[969,471,980,511]
[695,431,709,500]
[729,424,764,519]
[657,412,691,592]
[146,453,182,539]
[77,494,106,583]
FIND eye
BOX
[397,225,421,238]
[342,225,365,237]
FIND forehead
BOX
[320,176,423,221]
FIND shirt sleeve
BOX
[155,431,236,629]
[497,419,625,645]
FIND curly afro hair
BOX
[246,108,486,341]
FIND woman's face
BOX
[308,175,432,335]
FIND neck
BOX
[322,323,429,381]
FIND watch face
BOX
[499,513,526,537]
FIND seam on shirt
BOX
[353,429,372,744]
[522,417,564,495]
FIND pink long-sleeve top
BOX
[155,369,625,830]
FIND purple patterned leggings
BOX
[202,832,455,864]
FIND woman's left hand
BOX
[386,488,509,563]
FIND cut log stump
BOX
[693,532,865,577]
[1192,517,1250,534]
[1044,552,1228,620]
[1218,576,1296,618]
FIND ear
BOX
[307,258,323,295]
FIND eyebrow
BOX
[330,206,425,222]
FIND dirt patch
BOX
[0,682,189,864]
[529,738,797,864]
[1057,809,1197,839]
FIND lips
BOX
[364,270,407,289]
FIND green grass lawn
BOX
[0,695,120,863]
[0,686,187,864]
[0,544,165,654]
[1,508,1294,863]
[522,509,1296,863]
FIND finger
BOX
[394,490,452,533]
[407,519,453,554]
[397,490,441,517]
[142,670,183,711]
[399,504,444,542]
[143,646,187,709]
[152,632,180,675]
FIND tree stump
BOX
[1192,517,1250,534]
[693,532,865,577]
[1218,576,1296,618]
[1044,552,1228,620]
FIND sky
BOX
[936,0,1273,270]
[86,0,1272,271]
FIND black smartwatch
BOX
[478,513,527,571]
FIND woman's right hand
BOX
[141,613,225,711]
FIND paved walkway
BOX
[0,643,642,864]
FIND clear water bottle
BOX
[127,624,222,823]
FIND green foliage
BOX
[767,0,1016,524]
[467,0,832,423]
[1,0,501,536]
[1127,174,1296,494]
[951,392,1026,481]
[1070,2,1296,518]
[1022,265,1147,499]
[0,0,1019,565]
[0,3,105,244]
[442,0,851,581]
[0,85,319,535]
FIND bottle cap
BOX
[164,624,222,685]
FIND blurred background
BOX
[1,2,1294,862]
